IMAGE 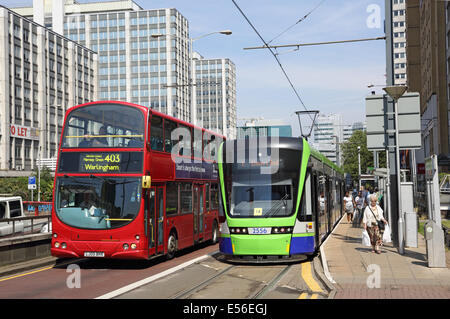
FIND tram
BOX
[218,137,345,262]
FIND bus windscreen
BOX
[61,104,145,148]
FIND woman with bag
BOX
[363,194,388,254]
[343,191,355,223]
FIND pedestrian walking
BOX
[363,194,388,254]
[354,190,364,226]
[343,191,355,223]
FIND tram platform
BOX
[320,215,450,299]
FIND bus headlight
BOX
[61,243,67,249]
[54,242,60,248]
[131,243,137,250]
[123,244,129,250]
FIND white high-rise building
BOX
[312,113,366,165]
[0,5,98,174]
[193,56,236,138]
[13,1,192,122]
[392,0,407,85]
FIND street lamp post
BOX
[383,85,408,255]
[358,146,361,190]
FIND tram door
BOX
[147,185,165,254]
[193,184,205,242]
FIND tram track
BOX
[172,261,294,299]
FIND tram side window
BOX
[180,183,192,214]
[210,183,219,210]
[150,115,164,152]
[164,119,177,153]
[166,182,178,215]
[298,172,313,221]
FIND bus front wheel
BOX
[167,232,177,260]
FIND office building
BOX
[406,0,449,159]
[0,5,97,174]
[311,113,366,165]
[237,119,292,139]
[392,0,407,85]
[194,56,237,138]
[13,0,192,122]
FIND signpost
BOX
[28,176,36,201]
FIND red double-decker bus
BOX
[51,101,224,260]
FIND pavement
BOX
[320,214,450,299]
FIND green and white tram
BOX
[218,137,345,262]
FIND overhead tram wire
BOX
[267,0,327,45]
[231,0,314,125]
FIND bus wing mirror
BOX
[142,176,151,189]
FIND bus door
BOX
[147,185,165,255]
[193,184,205,242]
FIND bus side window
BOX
[193,129,202,159]
[150,115,163,152]
[205,184,210,211]
[164,119,177,153]
[180,183,193,214]
[166,182,178,215]
[210,183,219,210]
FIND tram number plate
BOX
[84,251,105,258]
[248,227,271,235]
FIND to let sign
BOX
[10,124,39,140]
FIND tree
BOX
[341,130,386,183]
[0,167,54,202]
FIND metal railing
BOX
[0,215,51,238]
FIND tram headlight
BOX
[230,227,248,234]
[271,227,293,234]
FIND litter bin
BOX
[404,211,417,248]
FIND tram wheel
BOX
[167,232,177,260]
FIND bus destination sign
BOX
[58,152,143,173]
[80,153,123,173]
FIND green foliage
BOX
[0,167,54,202]
[341,130,386,183]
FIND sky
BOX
[2,0,387,136]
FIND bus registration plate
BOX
[248,227,271,235]
[84,251,105,258]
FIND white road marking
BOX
[95,254,210,299]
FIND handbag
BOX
[368,206,385,231]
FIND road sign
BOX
[28,176,37,190]
[365,92,421,150]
